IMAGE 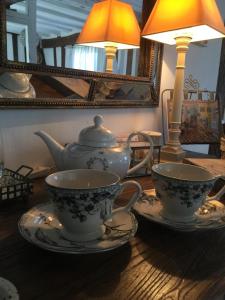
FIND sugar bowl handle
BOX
[127,132,154,176]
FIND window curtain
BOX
[43,48,54,66]
[7,33,14,61]
[115,49,139,76]
[67,45,105,72]
[132,49,139,76]
[116,50,127,74]
[43,45,138,75]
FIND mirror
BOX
[0,0,163,108]
[0,72,91,99]
[6,0,142,76]
[0,72,154,108]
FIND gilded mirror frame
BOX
[0,0,163,108]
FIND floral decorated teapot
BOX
[35,115,154,178]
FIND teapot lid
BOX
[78,115,118,148]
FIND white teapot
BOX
[35,115,154,178]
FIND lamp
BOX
[76,0,140,73]
[142,0,225,161]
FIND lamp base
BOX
[160,145,186,162]
[105,45,117,73]
[160,36,191,163]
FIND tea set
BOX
[18,115,225,255]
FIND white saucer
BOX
[18,202,138,254]
[133,189,225,232]
[0,277,19,300]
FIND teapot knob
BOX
[94,115,103,128]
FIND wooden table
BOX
[184,158,225,177]
[1,177,225,300]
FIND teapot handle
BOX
[127,132,154,176]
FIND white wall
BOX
[1,0,224,170]
[0,107,161,170]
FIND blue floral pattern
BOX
[48,185,120,222]
[153,177,213,208]
[86,156,109,171]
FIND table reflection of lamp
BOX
[141,0,225,161]
[76,0,140,73]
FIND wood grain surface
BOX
[183,158,225,177]
[0,177,225,300]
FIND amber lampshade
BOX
[142,0,225,44]
[76,0,140,49]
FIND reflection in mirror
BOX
[0,72,91,100]
[7,21,29,62]
[9,0,27,15]
[30,76,91,99]
[93,80,152,102]
[0,72,35,98]
[6,0,143,75]
[0,72,153,104]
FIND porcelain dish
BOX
[133,189,225,232]
[0,277,19,300]
[18,202,138,254]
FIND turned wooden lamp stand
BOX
[161,36,191,161]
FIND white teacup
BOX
[152,163,225,222]
[46,169,142,241]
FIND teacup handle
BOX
[113,180,142,214]
[207,175,225,201]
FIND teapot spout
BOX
[35,130,64,169]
